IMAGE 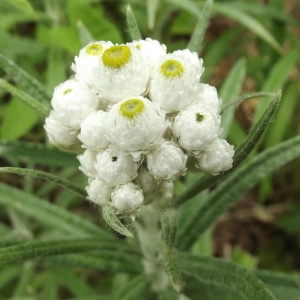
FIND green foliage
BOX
[0,0,300,298]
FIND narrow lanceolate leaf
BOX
[220,58,246,138]
[41,250,143,273]
[181,253,275,300]
[0,52,50,102]
[162,248,185,293]
[161,208,179,249]
[179,135,300,250]
[0,238,138,265]
[213,2,283,53]
[0,182,110,239]
[109,275,150,300]
[0,167,85,197]
[102,205,134,238]
[77,20,95,46]
[0,79,50,117]
[175,91,281,206]
[147,0,159,30]
[126,5,142,41]
[187,0,212,53]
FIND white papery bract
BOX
[172,104,222,153]
[105,96,166,152]
[147,141,187,180]
[77,149,97,178]
[191,83,221,114]
[111,182,144,212]
[44,111,80,151]
[149,50,204,112]
[78,110,110,150]
[91,44,150,103]
[51,79,99,129]
[72,41,113,87]
[86,178,112,206]
[196,139,235,175]
[95,147,139,186]
[130,38,166,69]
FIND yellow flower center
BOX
[85,43,104,56]
[196,113,204,122]
[102,45,131,69]
[160,59,184,78]
[63,88,72,95]
[120,99,145,119]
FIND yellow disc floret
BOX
[63,88,72,95]
[85,43,104,56]
[120,99,145,119]
[160,59,184,78]
[102,45,132,69]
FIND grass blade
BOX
[0,182,109,238]
[0,79,50,117]
[179,134,300,250]
[0,52,50,103]
[187,0,213,53]
[213,2,283,53]
[126,5,142,41]
[182,253,275,300]
[0,167,85,197]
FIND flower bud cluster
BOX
[44,38,234,217]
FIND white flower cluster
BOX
[44,38,234,217]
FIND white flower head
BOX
[130,38,167,68]
[86,178,112,206]
[44,111,80,151]
[137,167,159,204]
[105,96,166,152]
[51,79,99,130]
[111,182,144,212]
[91,44,150,103]
[78,110,110,150]
[77,149,97,178]
[95,147,139,186]
[191,83,221,113]
[72,41,113,86]
[196,139,235,175]
[172,104,222,153]
[149,50,204,112]
[147,140,187,180]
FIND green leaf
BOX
[253,48,299,123]
[126,5,142,41]
[4,0,37,18]
[265,81,299,147]
[181,253,275,300]
[67,0,122,44]
[165,0,201,18]
[161,208,179,249]
[0,52,51,103]
[0,79,50,117]
[0,141,78,167]
[180,135,300,249]
[76,21,95,47]
[102,205,134,238]
[187,0,213,53]
[255,269,300,300]
[162,248,184,293]
[0,182,109,239]
[0,238,136,264]
[147,0,159,30]
[0,167,86,197]
[220,58,246,138]
[0,98,39,141]
[213,2,283,53]
[175,91,281,206]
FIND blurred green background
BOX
[0,0,300,299]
